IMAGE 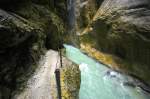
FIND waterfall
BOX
[67,0,79,47]
[67,0,76,29]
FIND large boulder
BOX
[90,0,150,84]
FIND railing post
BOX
[55,69,62,99]
[59,48,63,68]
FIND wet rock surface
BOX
[81,0,150,85]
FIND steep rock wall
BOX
[80,0,150,85]
[0,0,66,98]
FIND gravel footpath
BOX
[13,50,60,99]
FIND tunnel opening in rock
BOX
[1,0,150,99]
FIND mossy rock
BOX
[60,58,81,99]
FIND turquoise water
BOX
[64,44,150,99]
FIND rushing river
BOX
[64,44,150,99]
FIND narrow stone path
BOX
[14,50,60,99]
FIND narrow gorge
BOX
[0,0,150,99]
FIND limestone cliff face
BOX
[0,0,66,98]
[76,0,98,32]
[80,0,150,85]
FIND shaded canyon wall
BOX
[79,0,150,85]
[0,0,67,98]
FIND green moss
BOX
[80,33,96,46]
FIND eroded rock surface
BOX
[0,8,44,99]
[80,0,150,85]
